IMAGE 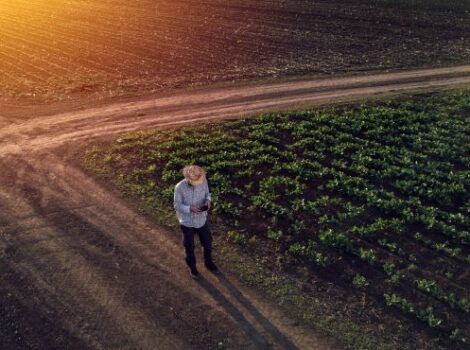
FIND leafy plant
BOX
[227,231,248,246]
[267,228,283,242]
[358,248,376,264]
[383,262,396,276]
[384,293,414,314]
[416,307,443,328]
[353,274,368,289]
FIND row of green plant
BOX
[87,90,470,344]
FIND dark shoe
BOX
[205,262,219,273]
[189,267,200,279]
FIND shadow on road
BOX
[197,272,299,350]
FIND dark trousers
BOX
[180,223,213,269]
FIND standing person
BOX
[174,165,218,279]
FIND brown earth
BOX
[1,67,470,349]
[1,0,470,105]
[1,152,336,350]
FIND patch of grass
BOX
[218,243,396,350]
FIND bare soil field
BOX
[1,0,470,106]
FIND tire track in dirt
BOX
[0,155,264,349]
[16,75,470,152]
[1,65,470,155]
[0,159,189,349]
[1,67,470,349]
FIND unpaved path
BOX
[1,66,470,349]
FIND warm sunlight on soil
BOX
[1,0,469,103]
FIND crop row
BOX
[92,90,470,344]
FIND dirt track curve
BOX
[1,66,470,350]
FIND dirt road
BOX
[1,66,470,349]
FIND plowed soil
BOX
[1,0,469,105]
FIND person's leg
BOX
[196,223,217,270]
[180,225,197,270]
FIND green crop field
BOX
[84,90,470,348]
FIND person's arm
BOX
[204,180,212,208]
[174,185,190,214]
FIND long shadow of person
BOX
[196,275,272,349]
[214,272,300,350]
[197,273,299,350]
